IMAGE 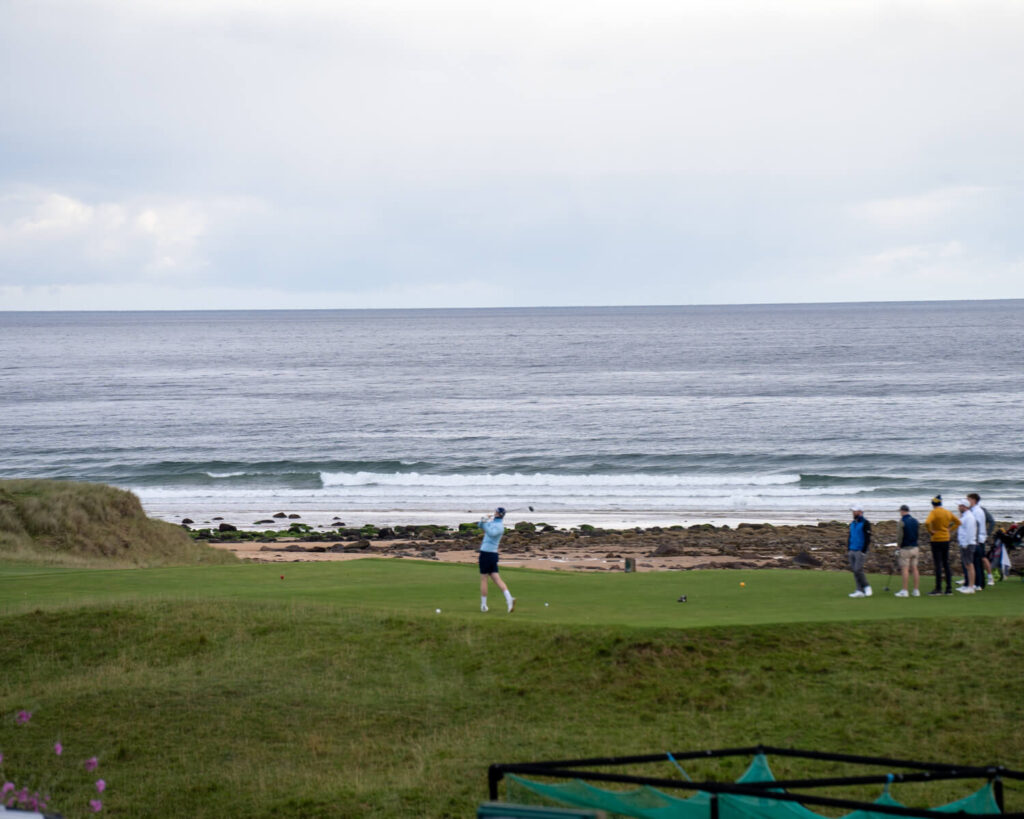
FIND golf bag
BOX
[990,523,1022,579]
[993,523,1023,551]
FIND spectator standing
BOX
[847,503,873,598]
[924,495,958,596]
[967,493,995,586]
[894,504,920,597]
[955,498,978,594]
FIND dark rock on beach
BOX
[792,550,823,568]
[387,518,919,572]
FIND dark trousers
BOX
[973,544,987,589]
[931,541,951,592]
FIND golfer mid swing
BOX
[478,507,515,613]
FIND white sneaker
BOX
[987,573,995,585]
[481,603,488,612]
[894,589,909,598]
[955,578,966,585]
[849,590,866,598]
[507,598,516,613]
[911,589,920,597]
[956,586,975,594]
[863,586,873,597]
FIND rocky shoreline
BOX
[186,516,1020,573]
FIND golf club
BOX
[881,541,899,591]
[479,505,535,521]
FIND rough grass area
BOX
[0,479,236,567]
[1,562,1022,817]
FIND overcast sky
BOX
[1,0,1022,310]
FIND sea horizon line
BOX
[2,297,1023,315]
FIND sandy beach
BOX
[210,538,782,572]
[202,517,930,575]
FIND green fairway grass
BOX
[2,559,1022,627]
[2,560,1023,818]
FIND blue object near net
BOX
[488,746,1023,819]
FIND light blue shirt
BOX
[479,518,505,553]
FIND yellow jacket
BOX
[924,506,959,542]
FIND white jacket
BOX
[970,504,987,543]
[957,509,978,548]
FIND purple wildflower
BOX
[1,782,14,796]
[89,798,103,812]
[96,779,106,793]
[84,756,99,771]
[15,711,32,725]
[54,742,63,756]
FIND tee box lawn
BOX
[2,559,1022,818]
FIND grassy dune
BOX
[1,561,1022,817]
[0,479,235,567]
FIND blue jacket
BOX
[897,514,919,548]
[479,518,505,553]
[848,515,872,552]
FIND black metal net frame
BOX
[488,745,1024,818]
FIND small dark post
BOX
[993,778,1004,813]
[711,792,720,819]
[489,765,502,801]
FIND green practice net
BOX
[506,754,999,819]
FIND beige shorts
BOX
[897,546,920,569]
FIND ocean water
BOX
[2,302,1023,526]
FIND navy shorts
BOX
[479,550,499,575]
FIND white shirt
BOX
[970,504,986,544]
[957,509,978,548]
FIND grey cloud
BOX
[1,1,1024,307]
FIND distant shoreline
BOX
[144,505,845,532]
